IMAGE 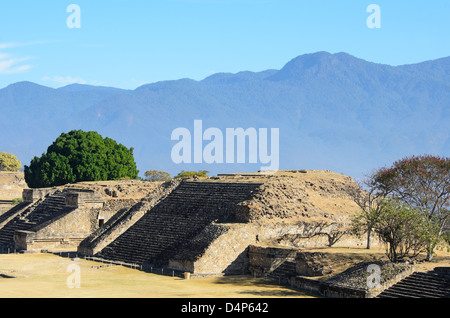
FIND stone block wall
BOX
[14,205,101,251]
[170,219,376,276]
[7,189,106,252]
[247,245,298,276]
[296,252,332,276]
[169,224,260,275]
[22,188,55,202]
[0,172,28,200]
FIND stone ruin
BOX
[0,180,159,252]
[77,170,369,276]
[0,172,28,214]
[0,170,374,278]
[1,170,447,298]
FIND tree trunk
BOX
[426,243,435,261]
[366,228,372,249]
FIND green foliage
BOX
[373,199,439,262]
[442,232,450,253]
[11,197,24,205]
[372,154,449,260]
[0,152,22,172]
[144,170,172,182]
[443,232,450,245]
[24,130,139,188]
[174,170,209,179]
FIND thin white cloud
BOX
[42,75,104,87]
[0,43,22,50]
[0,41,58,50]
[0,42,35,75]
[42,76,87,85]
[0,41,59,75]
[0,54,32,75]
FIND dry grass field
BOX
[0,253,317,298]
[1,246,449,298]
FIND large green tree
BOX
[24,130,139,188]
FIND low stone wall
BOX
[14,230,84,251]
[247,243,416,298]
[170,219,375,277]
[365,266,415,298]
[172,224,259,275]
[8,189,107,252]
[290,277,368,298]
[290,265,415,298]
[22,188,55,202]
[296,252,333,276]
[65,191,104,208]
[14,205,100,251]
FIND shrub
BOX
[144,170,172,182]
[0,152,22,172]
[11,197,24,205]
[174,170,209,179]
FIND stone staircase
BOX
[377,269,450,298]
[0,190,74,250]
[0,201,33,227]
[78,179,181,256]
[95,181,261,267]
[268,260,297,283]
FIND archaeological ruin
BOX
[0,180,159,252]
[1,170,448,298]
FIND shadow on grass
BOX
[211,275,321,298]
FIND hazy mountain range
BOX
[0,51,449,180]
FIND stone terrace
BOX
[0,190,74,250]
[94,181,262,267]
[81,170,367,277]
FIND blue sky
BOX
[0,0,449,89]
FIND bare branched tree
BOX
[346,175,386,249]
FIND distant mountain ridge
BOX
[0,52,448,180]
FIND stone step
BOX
[385,284,443,298]
[95,181,262,267]
[398,278,448,292]
[0,192,75,248]
[377,270,450,298]
[268,261,297,280]
[378,289,422,298]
